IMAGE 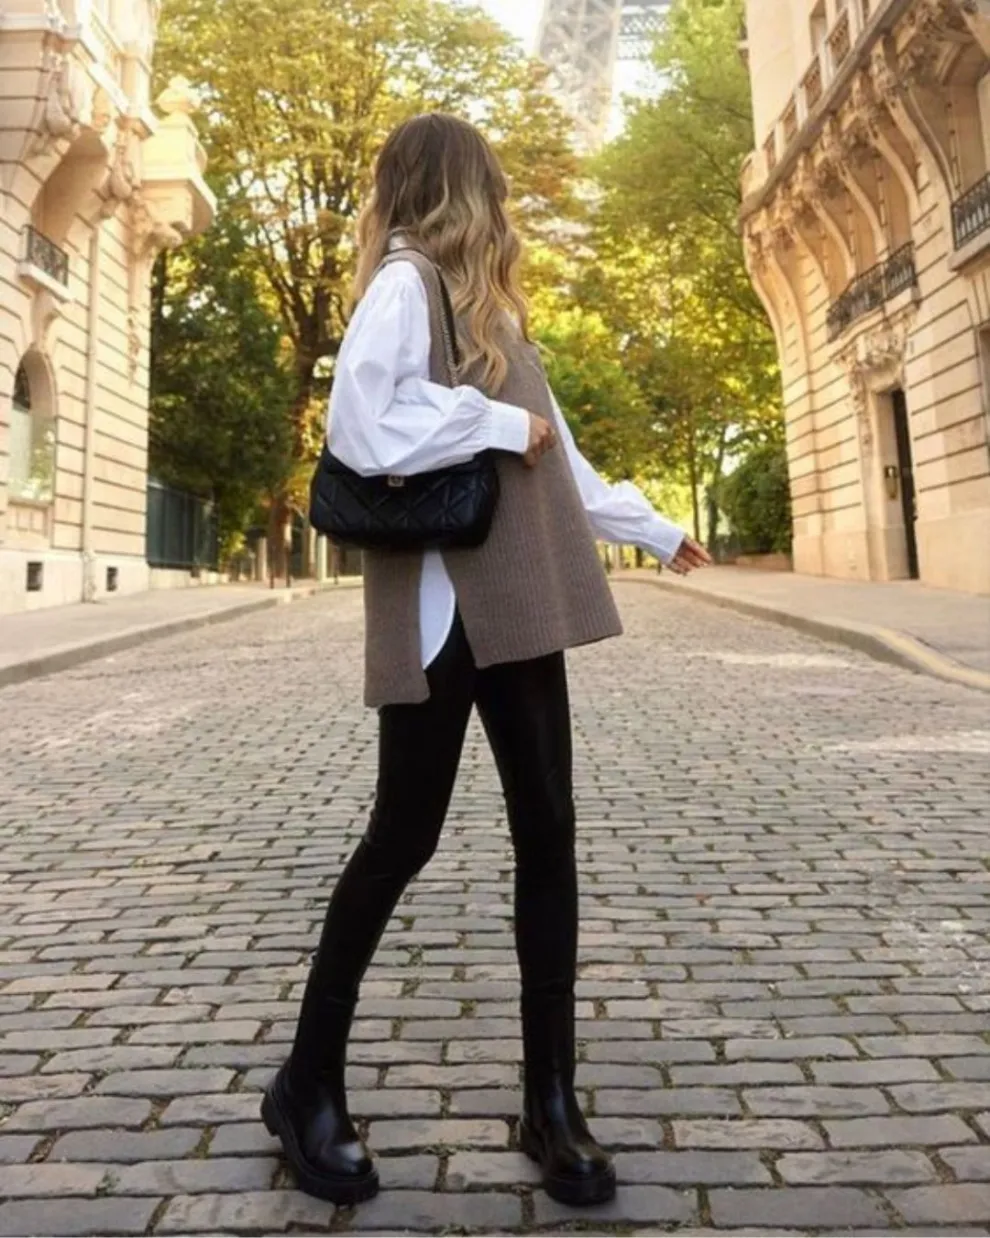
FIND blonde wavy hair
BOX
[353,113,529,392]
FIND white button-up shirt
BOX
[327,259,685,668]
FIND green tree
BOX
[526,244,656,479]
[717,440,793,554]
[590,0,782,547]
[149,207,294,558]
[157,0,578,573]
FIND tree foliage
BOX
[157,0,578,568]
[149,0,789,564]
[717,441,793,554]
[149,206,294,556]
[589,0,783,544]
[524,244,654,479]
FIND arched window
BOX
[9,360,55,504]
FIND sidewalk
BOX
[4,567,988,695]
[0,579,359,688]
[627,565,990,693]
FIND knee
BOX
[510,767,576,866]
[363,809,442,880]
[396,835,440,879]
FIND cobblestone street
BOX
[1,580,989,1235]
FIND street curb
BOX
[619,574,990,695]
[0,581,351,691]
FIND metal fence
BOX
[952,172,990,250]
[826,244,917,341]
[146,479,220,572]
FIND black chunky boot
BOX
[262,837,423,1204]
[519,992,616,1206]
[261,995,378,1204]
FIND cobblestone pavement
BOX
[1,582,989,1236]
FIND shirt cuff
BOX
[643,516,686,565]
[487,400,531,455]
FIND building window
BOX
[9,362,55,504]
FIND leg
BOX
[476,655,615,1206]
[263,618,476,1203]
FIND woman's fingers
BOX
[523,423,556,468]
[665,537,713,575]
[525,413,555,461]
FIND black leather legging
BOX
[296,614,577,1039]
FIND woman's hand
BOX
[668,536,712,575]
[523,413,556,467]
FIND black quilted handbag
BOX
[309,257,500,552]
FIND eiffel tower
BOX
[537,0,671,148]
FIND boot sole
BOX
[520,1122,617,1207]
[262,1086,380,1205]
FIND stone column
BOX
[301,522,316,578]
[253,534,268,582]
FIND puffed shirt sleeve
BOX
[327,260,531,478]
[548,389,686,565]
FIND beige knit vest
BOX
[361,249,622,707]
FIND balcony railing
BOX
[782,99,798,144]
[828,8,852,68]
[952,173,990,250]
[24,227,69,287]
[846,262,886,321]
[884,243,918,299]
[826,244,917,341]
[802,58,823,109]
[755,0,878,194]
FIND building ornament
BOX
[786,156,820,225]
[860,325,909,374]
[31,47,87,156]
[793,151,817,200]
[836,322,913,448]
[834,340,873,447]
[126,307,143,382]
[846,71,888,151]
[768,192,796,250]
[131,192,184,259]
[840,111,876,170]
[869,41,904,108]
[100,127,139,218]
[743,212,770,272]
[814,118,847,195]
[899,0,970,80]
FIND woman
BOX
[262,113,711,1209]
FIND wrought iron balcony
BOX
[952,173,990,250]
[883,243,918,300]
[24,227,69,287]
[845,263,886,322]
[826,244,917,341]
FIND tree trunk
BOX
[149,252,168,382]
[686,416,702,543]
[268,357,317,580]
[267,496,292,586]
[706,426,730,555]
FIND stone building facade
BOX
[741,0,990,593]
[0,0,214,612]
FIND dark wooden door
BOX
[891,388,919,580]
